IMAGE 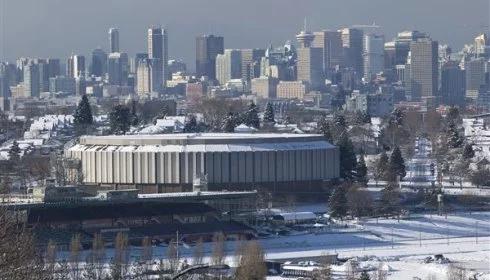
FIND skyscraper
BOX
[384,31,428,71]
[340,28,364,76]
[91,48,108,77]
[296,28,323,90]
[465,58,487,101]
[215,49,242,85]
[312,30,343,78]
[148,27,168,91]
[441,61,465,107]
[107,52,129,86]
[240,49,265,82]
[109,28,120,53]
[363,33,385,80]
[407,38,438,100]
[475,33,489,58]
[23,60,40,98]
[47,59,61,78]
[67,55,86,79]
[136,59,151,95]
[196,35,224,80]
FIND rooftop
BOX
[78,133,329,146]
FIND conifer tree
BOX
[318,116,333,143]
[73,94,93,134]
[8,140,21,163]
[447,122,463,148]
[338,135,357,179]
[388,146,406,181]
[183,114,199,133]
[244,102,260,129]
[329,184,348,219]
[222,112,237,132]
[263,102,275,124]
[355,154,368,183]
[462,143,475,160]
[109,105,131,135]
[129,100,139,126]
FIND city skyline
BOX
[0,0,488,69]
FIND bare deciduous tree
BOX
[447,264,467,280]
[211,232,226,266]
[193,238,204,265]
[235,240,267,280]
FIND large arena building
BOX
[65,133,339,192]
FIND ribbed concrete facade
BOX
[66,134,339,191]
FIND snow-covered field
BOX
[263,212,490,280]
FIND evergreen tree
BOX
[354,154,368,183]
[73,95,93,134]
[183,115,199,133]
[446,106,460,124]
[462,143,475,160]
[359,270,371,280]
[109,105,131,135]
[446,121,463,148]
[354,111,371,125]
[388,146,406,181]
[244,102,260,129]
[338,135,357,179]
[329,184,348,219]
[318,117,333,143]
[389,108,404,127]
[379,182,400,215]
[374,152,389,183]
[263,102,275,124]
[8,140,21,163]
[222,112,237,133]
[129,100,139,126]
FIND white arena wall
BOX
[65,133,339,192]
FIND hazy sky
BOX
[1,0,489,70]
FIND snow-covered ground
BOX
[58,212,490,279]
[263,212,490,279]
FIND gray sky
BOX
[1,0,489,69]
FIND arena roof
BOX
[77,133,331,147]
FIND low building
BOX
[251,76,278,99]
[344,91,393,117]
[277,81,309,100]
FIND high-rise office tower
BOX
[107,52,129,86]
[407,38,438,100]
[23,60,40,98]
[136,59,151,95]
[91,48,108,77]
[131,53,148,74]
[296,28,323,90]
[384,31,428,71]
[312,30,343,78]
[215,49,242,85]
[67,55,86,79]
[240,49,265,82]
[35,59,50,92]
[441,61,465,107]
[196,35,224,80]
[340,28,364,76]
[47,59,61,78]
[109,28,120,53]
[475,33,489,58]
[465,58,487,101]
[148,27,168,91]
[363,33,385,80]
